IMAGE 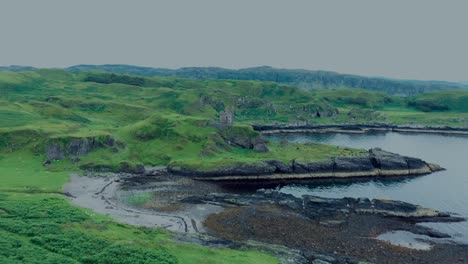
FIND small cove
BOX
[266,132,468,244]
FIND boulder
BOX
[251,136,269,152]
[369,148,408,171]
[265,160,293,173]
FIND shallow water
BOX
[267,132,468,244]
[376,231,433,250]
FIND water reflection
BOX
[268,131,388,146]
[218,175,418,194]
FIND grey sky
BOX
[1,0,467,81]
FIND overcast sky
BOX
[1,0,467,81]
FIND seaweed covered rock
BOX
[182,192,460,220]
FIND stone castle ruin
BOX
[219,109,234,127]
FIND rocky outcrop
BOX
[292,159,332,174]
[182,191,462,221]
[168,148,443,180]
[78,160,144,174]
[45,135,117,162]
[265,160,293,173]
[315,108,339,118]
[187,190,466,263]
[252,123,468,135]
[168,163,277,178]
[218,127,269,152]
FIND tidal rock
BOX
[182,192,462,221]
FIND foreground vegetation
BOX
[0,151,278,263]
[1,69,468,263]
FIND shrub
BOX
[88,244,177,264]
[84,73,145,86]
[408,100,450,112]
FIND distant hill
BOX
[0,65,37,72]
[66,64,468,96]
[1,64,465,95]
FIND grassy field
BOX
[1,69,468,263]
[0,151,278,263]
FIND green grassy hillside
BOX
[0,70,362,170]
[1,69,468,263]
[1,70,468,171]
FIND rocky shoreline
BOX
[65,172,468,264]
[198,191,468,264]
[168,148,443,181]
[252,123,468,135]
[64,173,310,263]
[183,191,463,222]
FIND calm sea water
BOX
[267,132,468,244]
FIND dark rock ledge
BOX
[181,191,464,222]
[252,123,468,135]
[167,148,443,181]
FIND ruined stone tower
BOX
[219,109,234,127]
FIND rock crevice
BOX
[45,135,117,162]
